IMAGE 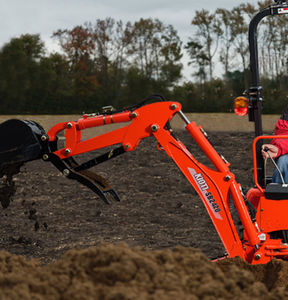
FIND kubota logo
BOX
[188,168,222,220]
[193,173,209,191]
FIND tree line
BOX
[0,0,288,114]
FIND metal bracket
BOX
[248,86,263,122]
[47,153,120,204]
[248,86,263,102]
[39,137,121,204]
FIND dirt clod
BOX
[0,163,22,208]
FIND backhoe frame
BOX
[36,100,288,264]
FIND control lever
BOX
[264,146,286,185]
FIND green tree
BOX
[0,34,45,113]
[35,53,74,113]
[185,40,209,84]
[160,24,183,85]
[129,18,183,85]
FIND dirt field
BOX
[0,112,280,133]
[1,113,288,299]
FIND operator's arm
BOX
[263,104,288,158]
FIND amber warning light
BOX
[234,96,248,116]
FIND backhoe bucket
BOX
[0,119,46,167]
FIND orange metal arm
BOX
[46,101,260,259]
[185,123,260,249]
[47,102,180,158]
[152,126,246,258]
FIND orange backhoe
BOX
[1,0,288,264]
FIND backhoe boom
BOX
[43,101,261,262]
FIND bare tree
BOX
[188,9,222,80]
[128,18,182,84]
[215,8,235,75]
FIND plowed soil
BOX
[1,123,288,299]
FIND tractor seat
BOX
[265,183,288,200]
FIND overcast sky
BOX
[0,0,261,78]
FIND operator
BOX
[262,104,288,183]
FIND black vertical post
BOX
[248,2,288,186]
[248,7,271,187]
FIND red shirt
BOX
[271,117,288,157]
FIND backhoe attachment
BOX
[1,96,288,264]
[0,99,257,260]
[2,1,288,265]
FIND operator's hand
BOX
[261,144,279,159]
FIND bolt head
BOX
[254,254,261,260]
[124,144,130,150]
[170,104,177,110]
[131,112,137,118]
[151,124,159,132]
[42,154,49,161]
[224,175,231,181]
[63,169,70,176]
[67,122,73,128]
[64,148,71,155]
[41,135,47,142]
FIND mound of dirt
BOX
[1,243,288,299]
